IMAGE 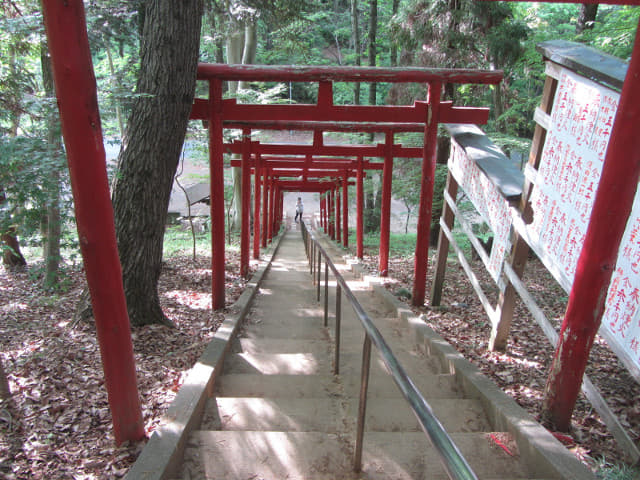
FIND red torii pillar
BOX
[323,193,328,232]
[268,178,275,241]
[209,81,226,310]
[342,172,349,248]
[357,157,364,259]
[379,132,394,276]
[412,82,442,305]
[543,17,640,430]
[336,183,342,244]
[240,128,251,277]
[40,0,144,445]
[261,167,269,248]
[253,154,262,259]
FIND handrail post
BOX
[324,261,329,327]
[334,284,342,375]
[354,335,372,472]
[311,241,316,283]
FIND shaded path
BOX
[172,227,559,479]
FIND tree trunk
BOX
[0,355,10,400]
[111,0,203,327]
[238,20,257,90]
[389,0,399,67]
[106,46,125,139]
[368,0,377,106]
[1,229,26,268]
[490,61,504,124]
[576,3,598,34]
[227,22,244,231]
[350,0,361,105]
[41,42,63,290]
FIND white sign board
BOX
[448,141,513,282]
[528,66,640,377]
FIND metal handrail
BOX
[300,220,478,480]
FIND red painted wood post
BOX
[323,193,328,232]
[342,172,349,247]
[261,167,268,248]
[412,82,442,306]
[268,176,275,241]
[330,188,336,239]
[253,154,261,259]
[240,128,251,277]
[379,132,394,276]
[278,188,284,232]
[336,184,342,244]
[357,157,364,259]
[40,0,144,445]
[209,82,226,309]
[542,20,640,431]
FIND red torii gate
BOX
[229,147,388,271]
[191,63,501,309]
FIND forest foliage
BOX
[0,0,638,283]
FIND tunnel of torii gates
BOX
[40,0,640,446]
[189,65,503,310]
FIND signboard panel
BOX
[528,68,620,282]
[528,66,640,377]
[448,141,513,282]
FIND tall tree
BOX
[40,43,63,289]
[389,0,400,67]
[576,3,598,33]
[111,0,203,326]
[351,0,361,104]
[368,0,378,105]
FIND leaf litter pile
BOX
[0,251,253,479]
[356,250,640,473]
[1,244,639,478]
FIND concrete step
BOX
[176,430,531,480]
[237,322,330,341]
[215,374,340,398]
[216,373,463,400]
[230,337,331,355]
[201,397,343,432]
[223,351,333,375]
[201,396,489,433]
[222,346,442,376]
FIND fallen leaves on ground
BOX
[2,244,638,477]
[0,251,253,479]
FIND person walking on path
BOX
[294,197,304,223]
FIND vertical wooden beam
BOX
[268,174,274,242]
[430,172,458,306]
[329,188,335,239]
[357,157,364,259]
[253,154,261,259]
[543,20,640,431]
[342,171,349,247]
[412,82,442,306]
[261,167,268,248]
[240,128,251,277]
[336,183,342,244]
[379,132,394,276]
[490,74,557,350]
[40,0,144,444]
[210,80,226,309]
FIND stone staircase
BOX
[167,229,592,480]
